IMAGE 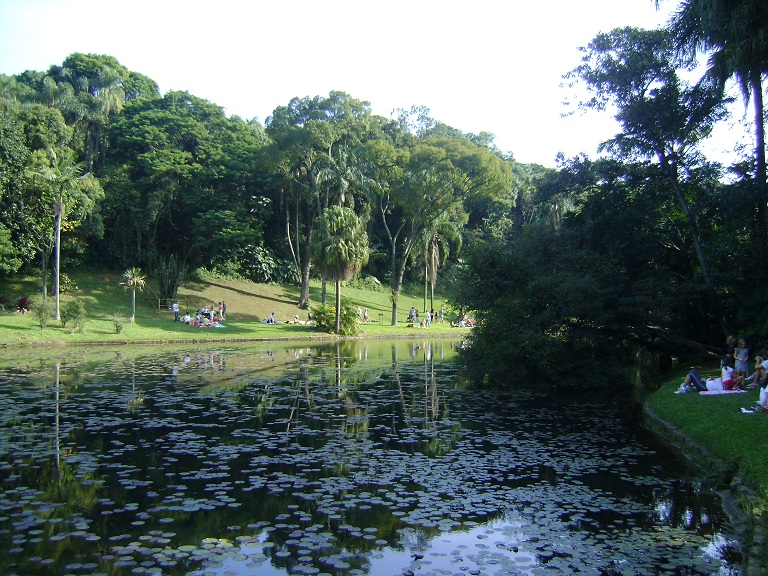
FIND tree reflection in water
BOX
[0,339,741,576]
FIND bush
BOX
[311,301,360,336]
[112,313,125,334]
[61,300,87,332]
[346,274,384,292]
[31,298,53,330]
[0,293,8,311]
[59,273,78,294]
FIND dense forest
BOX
[1,0,767,387]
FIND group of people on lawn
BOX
[676,335,768,399]
[172,300,227,328]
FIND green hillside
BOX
[0,272,466,347]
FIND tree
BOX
[366,135,509,324]
[28,148,101,320]
[48,53,128,172]
[101,90,269,270]
[418,217,463,313]
[0,110,29,274]
[310,206,370,334]
[565,27,729,307]
[265,92,378,308]
[122,267,146,322]
[660,0,768,244]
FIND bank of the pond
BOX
[0,272,470,348]
[646,366,768,575]
[0,322,470,350]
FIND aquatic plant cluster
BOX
[0,340,741,575]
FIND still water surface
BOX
[0,338,740,575]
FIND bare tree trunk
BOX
[752,74,768,260]
[321,276,327,305]
[298,217,313,309]
[53,200,63,320]
[334,279,341,334]
[423,258,428,314]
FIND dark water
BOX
[0,339,740,575]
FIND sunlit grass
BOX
[0,272,467,347]
[648,364,768,566]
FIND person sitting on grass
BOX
[744,354,768,388]
[674,369,708,394]
[721,365,745,390]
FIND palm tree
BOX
[419,219,463,313]
[310,206,370,334]
[661,0,768,242]
[316,145,371,305]
[122,267,146,323]
[29,149,87,320]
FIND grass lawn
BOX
[647,363,768,500]
[648,365,768,570]
[0,272,469,347]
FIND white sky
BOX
[0,0,752,167]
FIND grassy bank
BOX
[647,365,768,494]
[0,272,469,347]
[648,365,768,572]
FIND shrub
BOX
[112,313,125,334]
[59,273,78,294]
[31,298,53,330]
[311,301,360,336]
[0,293,8,311]
[61,300,87,332]
[15,296,31,313]
[346,275,384,292]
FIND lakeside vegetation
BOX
[0,271,467,348]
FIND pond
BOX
[0,338,741,576]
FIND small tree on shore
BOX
[122,267,146,322]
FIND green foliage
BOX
[0,223,22,275]
[112,312,125,334]
[459,211,677,389]
[311,302,360,336]
[346,275,384,292]
[59,273,78,293]
[60,299,87,331]
[311,207,370,282]
[156,254,186,301]
[228,245,298,284]
[31,297,53,329]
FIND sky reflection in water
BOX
[0,339,741,575]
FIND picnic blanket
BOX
[699,389,747,395]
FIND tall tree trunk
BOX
[321,276,327,305]
[390,241,399,325]
[659,152,725,332]
[334,279,341,334]
[40,250,50,301]
[430,282,435,313]
[751,73,768,261]
[53,200,63,320]
[298,217,314,309]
